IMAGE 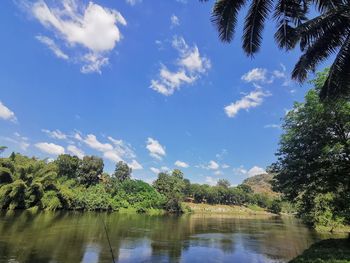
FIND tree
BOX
[272,70,350,226]
[153,171,186,213]
[77,156,104,187]
[56,154,80,179]
[217,179,231,189]
[202,0,350,99]
[113,161,132,182]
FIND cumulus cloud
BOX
[175,160,189,168]
[224,85,271,118]
[233,165,267,177]
[27,0,126,73]
[247,166,267,177]
[42,129,68,140]
[150,36,210,96]
[78,133,139,165]
[67,145,84,159]
[35,142,65,155]
[146,137,166,160]
[0,101,17,122]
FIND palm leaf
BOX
[243,0,274,55]
[321,34,350,99]
[211,0,248,42]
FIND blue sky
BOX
[0,0,317,185]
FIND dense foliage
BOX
[0,152,281,214]
[0,154,165,213]
[202,0,350,99]
[272,70,350,230]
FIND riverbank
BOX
[289,238,350,263]
[183,202,275,217]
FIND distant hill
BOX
[242,173,279,197]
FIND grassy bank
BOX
[289,238,350,263]
[183,202,275,217]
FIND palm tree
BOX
[201,0,350,100]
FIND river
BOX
[0,211,342,263]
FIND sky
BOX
[0,0,320,186]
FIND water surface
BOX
[0,211,341,263]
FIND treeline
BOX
[0,151,281,214]
[272,69,350,231]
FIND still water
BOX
[0,211,341,263]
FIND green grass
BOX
[289,238,350,263]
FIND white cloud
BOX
[126,0,142,5]
[42,129,67,140]
[0,101,17,122]
[222,164,230,169]
[1,133,29,151]
[247,166,267,177]
[36,35,69,60]
[170,14,180,27]
[161,166,170,172]
[84,134,113,152]
[214,170,222,176]
[224,86,271,118]
[175,160,189,168]
[208,160,219,170]
[67,145,84,159]
[28,0,126,73]
[129,160,143,170]
[241,68,267,83]
[233,166,248,176]
[35,142,65,155]
[205,176,217,186]
[150,36,210,96]
[233,165,267,177]
[103,150,123,163]
[150,167,160,174]
[146,137,166,160]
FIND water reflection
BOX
[0,211,343,263]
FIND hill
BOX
[242,173,279,197]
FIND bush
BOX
[268,199,282,214]
[0,167,13,185]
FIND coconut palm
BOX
[202,0,350,99]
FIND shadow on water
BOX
[0,211,345,263]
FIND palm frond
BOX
[243,0,274,55]
[321,34,350,99]
[292,24,347,82]
[211,0,247,42]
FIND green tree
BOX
[56,154,80,179]
[217,179,231,189]
[113,161,132,182]
[153,171,186,213]
[78,156,104,187]
[202,0,350,99]
[272,70,350,226]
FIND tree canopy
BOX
[272,69,350,228]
